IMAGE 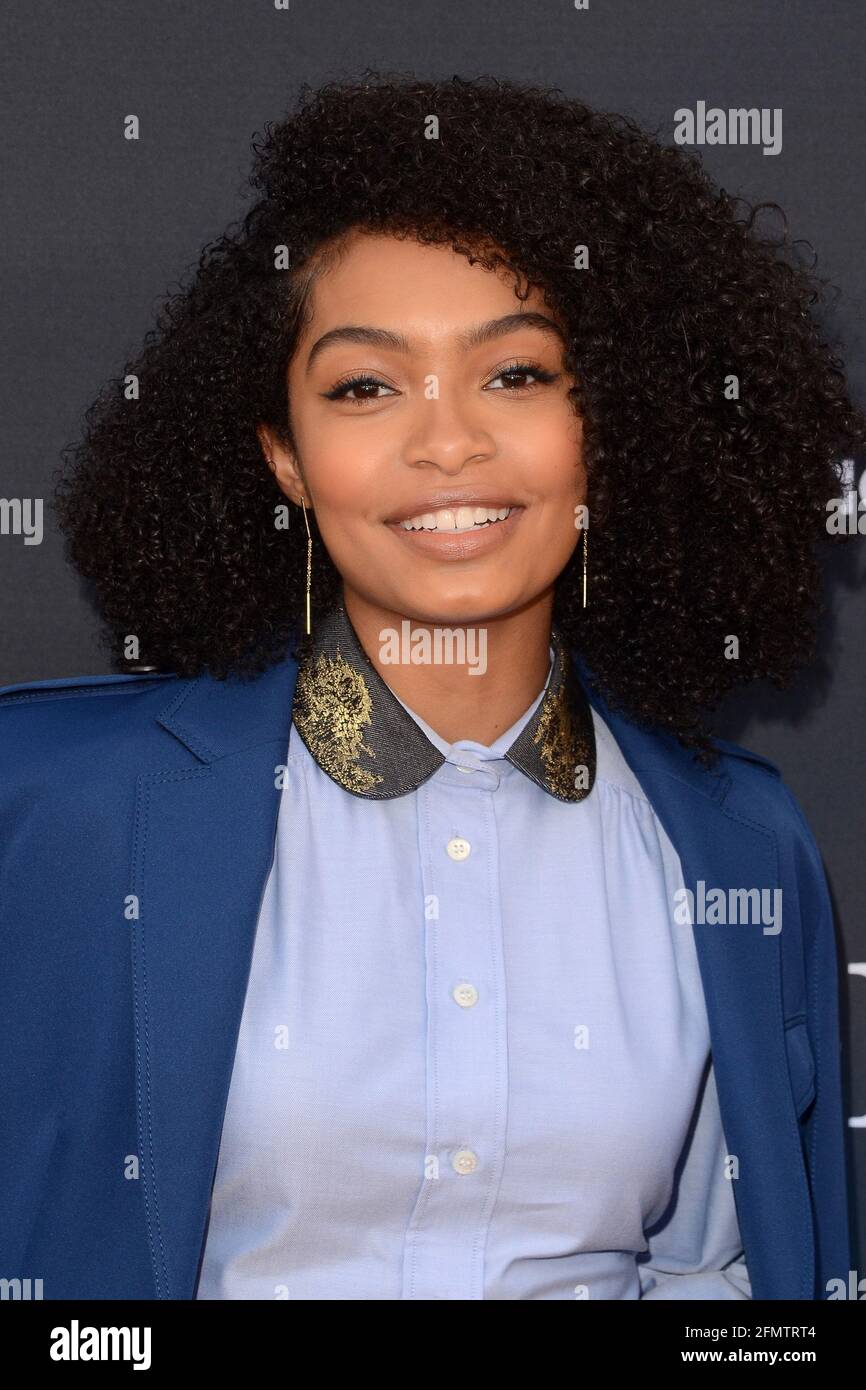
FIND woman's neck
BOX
[341,588,555,747]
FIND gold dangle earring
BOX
[582,526,588,609]
[301,497,312,635]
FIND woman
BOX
[1,73,862,1301]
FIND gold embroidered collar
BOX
[291,602,596,802]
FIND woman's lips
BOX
[385,505,525,558]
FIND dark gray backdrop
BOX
[1,0,864,1278]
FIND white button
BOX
[452,1148,479,1175]
[452,982,479,1008]
[446,837,471,860]
[456,765,474,774]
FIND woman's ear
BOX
[256,423,309,505]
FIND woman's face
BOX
[261,229,585,627]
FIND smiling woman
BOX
[1,70,864,1303]
[48,73,865,757]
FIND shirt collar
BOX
[291,600,597,802]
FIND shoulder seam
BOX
[0,674,177,706]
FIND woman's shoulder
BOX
[709,731,813,834]
[0,669,182,774]
[709,732,783,780]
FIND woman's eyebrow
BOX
[304,311,565,373]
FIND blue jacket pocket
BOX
[784,1017,817,1118]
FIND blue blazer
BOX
[0,644,852,1300]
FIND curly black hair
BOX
[53,70,866,767]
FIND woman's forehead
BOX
[297,232,557,343]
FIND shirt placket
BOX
[401,753,510,1300]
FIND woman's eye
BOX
[323,375,396,405]
[485,364,558,391]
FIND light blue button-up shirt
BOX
[197,647,751,1300]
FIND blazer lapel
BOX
[130,650,302,1300]
[573,651,815,1300]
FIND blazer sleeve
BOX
[778,780,853,1297]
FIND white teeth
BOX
[399,505,514,532]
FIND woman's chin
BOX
[373,594,531,630]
